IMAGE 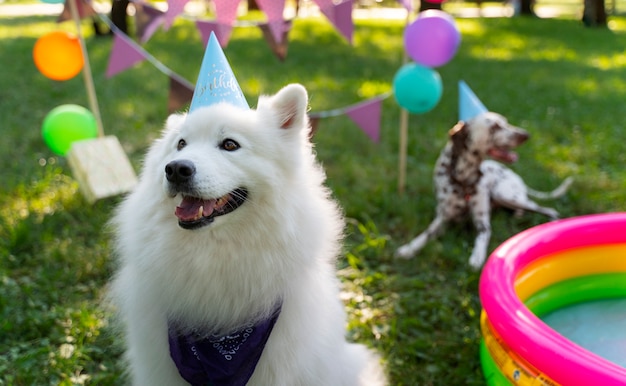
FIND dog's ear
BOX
[267,84,309,131]
[448,121,467,138]
[449,121,470,154]
[165,113,186,133]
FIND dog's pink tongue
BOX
[488,149,518,163]
[175,197,216,221]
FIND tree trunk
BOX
[518,0,536,16]
[582,0,608,26]
[111,0,130,34]
[248,0,259,11]
[419,1,443,11]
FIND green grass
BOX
[2,4,626,385]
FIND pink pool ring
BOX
[479,213,626,385]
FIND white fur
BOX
[110,84,386,385]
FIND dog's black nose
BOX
[165,160,196,184]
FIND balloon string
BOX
[68,0,105,138]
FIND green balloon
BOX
[42,104,98,155]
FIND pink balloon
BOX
[404,10,461,68]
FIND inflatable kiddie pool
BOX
[479,213,626,385]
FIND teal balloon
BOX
[42,104,98,155]
[40,0,65,3]
[392,63,443,114]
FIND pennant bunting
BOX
[196,20,233,48]
[135,2,165,43]
[397,0,413,11]
[333,0,354,44]
[213,0,240,26]
[312,0,334,11]
[308,116,320,139]
[309,94,390,142]
[345,97,383,142]
[106,29,148,78]
[92,9,386,136]
[164,0,189,29]
[168,74,194,113]
[316,0,354,44]
[57,0,96,22]
[259,20,292,61]
[255,0,286,44]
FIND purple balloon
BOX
[404,10,461,68]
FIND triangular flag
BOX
[189,32,249,112]
[196,20,233,48]
[164,0,189,29]
[316,0,354,43]
[57,0,96,22]
[345,97,383,143]
[332,0,354,44]
[213,0,240,26]
[259,20,292,61]
[397,0,413,11]
[459,80,488,121]
[308,115,320,139]
[168,74,195,113]
[256,0,286,44]
[312,0,334,11]
[135,3,165,43]
[106,30,148,78]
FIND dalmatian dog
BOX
[396,112,573,269]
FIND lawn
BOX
[1,2,626,385]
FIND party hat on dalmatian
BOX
[188,32,249,112]
[458,80,488,122]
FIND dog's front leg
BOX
[396,215,445,259]
[468,194,492,269]
[114,270,188,386]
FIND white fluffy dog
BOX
[110,84,386,386]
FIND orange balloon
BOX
[33,31,84,81]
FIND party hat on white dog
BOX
[189,32,248,112]
[458,80,487,122]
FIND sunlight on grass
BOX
[357,80,391,98]
[3,9,626,384]
[457,19,488,37]
[590,53,626,70]
[1,166,78,228]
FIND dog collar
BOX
[168,305,281,386]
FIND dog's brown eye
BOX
[221,139,240,151]
[177,139,186,151]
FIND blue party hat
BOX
[188,32,249,112]
[458,80,488,121]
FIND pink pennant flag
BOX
[57,0,96,22]
[256,0,286,44]
[135,3,165,43]
[308,115,320,139]
[315,0,354,44]
[168,74,194,113]
[213,0,240,26]
[259,20,292,61]
[106,30,147,78]
[345,97,383,143]
[196,20,233,48]
[312,0,334,11]
[332,0,354,44]
[164,0,189,29]
[397,0,413,11]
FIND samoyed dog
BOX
[110,84,386,385]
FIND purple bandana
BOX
[168,306,281,386]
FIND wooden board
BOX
[67,136,137,203]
